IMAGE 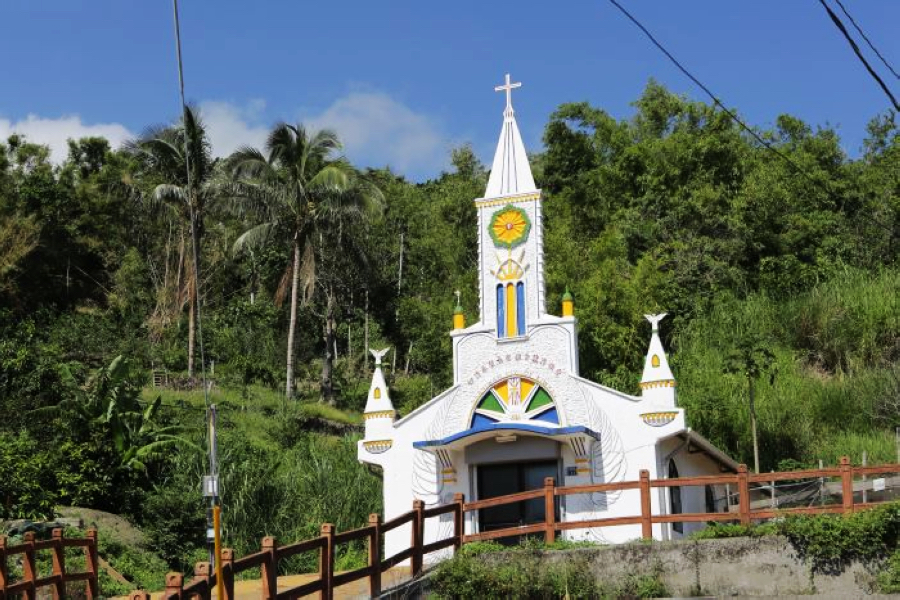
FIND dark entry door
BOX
[477,460,559,534]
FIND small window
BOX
[705,485,717,514]
[374,388,381,399]
[669,459,683,534]
[652,354,660,368]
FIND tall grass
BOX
[674,268,900,469]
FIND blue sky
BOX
[2,1,898,180]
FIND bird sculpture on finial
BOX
[644,313,668,332]
[369,347,390,367]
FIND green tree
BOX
[724,336,777,474]
[228,124,383,400]
[129,107,215,378]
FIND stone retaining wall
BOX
[477,536,885,598]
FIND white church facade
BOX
[358,75,737,558]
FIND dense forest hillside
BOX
[2,81,900,586]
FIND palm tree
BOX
[129,107,214,378]
[228,124,382,400]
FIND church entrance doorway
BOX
[476,460,559,537]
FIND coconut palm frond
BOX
[153,183,188,210]
[233,222,276,255]
[309,164,351,192]
[226,146,274,180]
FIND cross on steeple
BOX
[494,73,521,116]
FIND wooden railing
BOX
[131,500,464,600]
[460,456,897,545]
[0,528,99,600]
[10,457,899,600]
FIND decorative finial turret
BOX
[362,347,395,455]
[562,286,574,317]
[640,313,676,408]
[453,290,465,330]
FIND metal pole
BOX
[862,451,868,504]
[171,0,218,571]
[203,406,220,567]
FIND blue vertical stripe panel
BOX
[496,284,505,337]
[516,282,525,335]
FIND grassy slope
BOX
[675,268,900,469]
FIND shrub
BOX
[0,431,57,520]
[431,549,666,599]
[777,503,900,570]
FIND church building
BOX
[358,75,738,557]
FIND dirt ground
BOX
[112,567,412,600]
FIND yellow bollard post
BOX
[213,505,224,600]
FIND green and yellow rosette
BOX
[489,205,531,248]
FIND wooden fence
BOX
[128,500,464,600]
[5,457,900,599]
[0,528,99,600]
[459,457,888,544]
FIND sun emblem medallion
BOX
[489,205,531,248]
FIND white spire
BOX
[364,348,395,414]
[640,313,675,385]
[484,73,537,198]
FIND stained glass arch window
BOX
[471,377,559,427]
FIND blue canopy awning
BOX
[413,422,600,451]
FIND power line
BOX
[604,0,899,241]
[171,0,211,409]
[833,0,900,81]
[604,0,835,196]
[816,0,900,111]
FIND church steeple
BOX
[485,74,537,198]
[471,74,547,336]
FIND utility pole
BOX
[202,405,223,600]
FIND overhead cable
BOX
[833,0,900,81]
[816,0,900,111]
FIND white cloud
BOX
[0,114,133,164]
[0,92,449,180]
[199,99,269,158]
[304,91,449,179]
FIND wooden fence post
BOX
[22,532,36,600]
[260,536,277,600]
[639,470,652,540]
[221,549,235,600]
[1,535,8,600]
[165,573,184,600]
[194,562,212,600]
[737,465,750,526]
[321,524,335,600]
[841,456,854,513]
[544,477,556,544]
[453,493,465,550]
[368,514,381,599]
[51,528,65,600]
[85,528,99,600]
[411,501,425,576]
